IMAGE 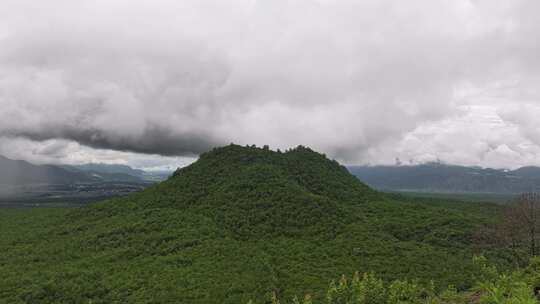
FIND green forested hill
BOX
[0,145,505,303]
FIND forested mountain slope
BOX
[0,145,504,303]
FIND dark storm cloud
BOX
[7,125,220,156]
[1,0,540,165]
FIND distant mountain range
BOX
[0,155,171,185]
[70,163,146,177]
[0,155,98,185]
[60,163,147,182]
[348,163,540,194]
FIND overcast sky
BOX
[1,0,539,170]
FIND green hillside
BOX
[0,145,505,303]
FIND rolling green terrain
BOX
[388,190,517,204]
[0,145,508,303]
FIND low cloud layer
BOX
[1,0,540,168]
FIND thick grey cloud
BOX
[1,0,540,167]
[0,136,194,170]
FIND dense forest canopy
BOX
[0,144,524,303]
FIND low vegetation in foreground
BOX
[254,256,540,304]
[0,145,525,303]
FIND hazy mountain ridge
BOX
[0,155,99,185]
[68,163,146,177]
[348,163,540,193]
[62,163,146,182]
[0,155,169,185]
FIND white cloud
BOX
[0,0,539,168]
